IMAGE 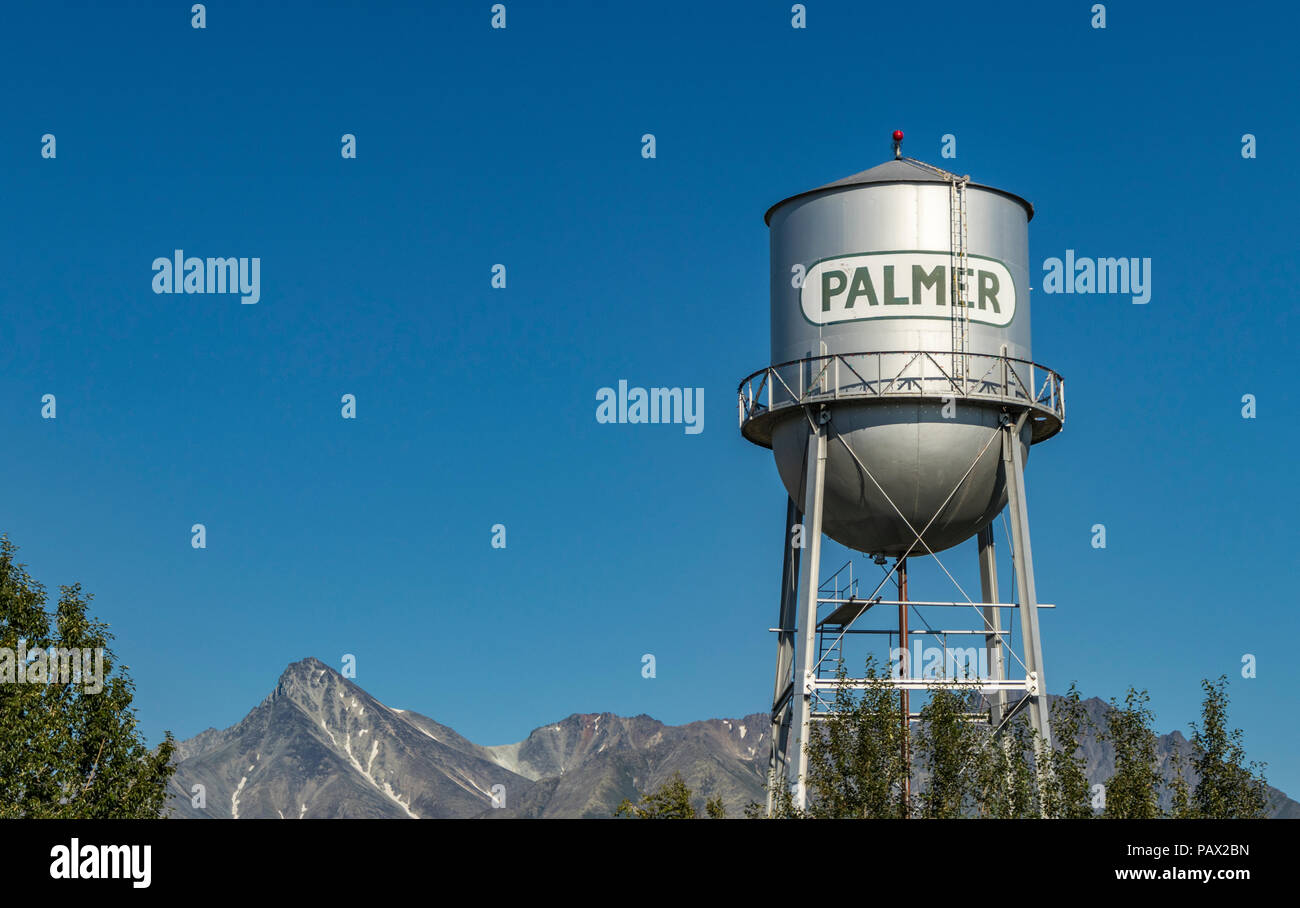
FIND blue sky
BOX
[2,2,1297,794]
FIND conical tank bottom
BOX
[770,401,1030,556]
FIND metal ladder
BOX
[901,157,972,387]
[814,562,856,685]
[948,177,971,386]
[815,630,843,685]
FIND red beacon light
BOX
[892,130,904,142]
[891,129,904,159]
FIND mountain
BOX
[166,657,1298,819]
[166,658,768,818]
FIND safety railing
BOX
[738,350,1064,445]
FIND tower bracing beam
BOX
[978,526,1007,727]
[764,407,1055,817]
[1001,411,1053,751]
[766,496,800,815]
[788,411,828,810]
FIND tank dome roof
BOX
[764,157,1034,225]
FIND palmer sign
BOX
[800,251,1016,327]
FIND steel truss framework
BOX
[749,359,1063,815]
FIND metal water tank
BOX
[739,148,1064,556]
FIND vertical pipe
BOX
[898,556,911,817]
[977,526,1006,727]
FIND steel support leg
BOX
[789,415,828,811]
[977,526,1006,726]
[1001,414,1052,750]
[767,496,801,815]
[898,557,911,815]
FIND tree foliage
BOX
[1187,675,1268,819]
[615,771,726,819]
[974,713,1038,818]
[803,658,908,818]
[756,666,1269,821]
[1166,746,1194,819]
[704,794,727,819]
[915,686,980,818]
[0,536,175,818]
[1101,688,1161,818]
[1041,684,1094,819]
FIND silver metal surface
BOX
[756,154,1061,816]
[768,173,1033,368]
[1003,412,1053,751]
[763,158,1034,225]
[754,161,1056,556]
[812,677,1034,692]
[766,496,799,815]
[790,419,827,808]
[738,349,1063,555]
[978,526,1007,727]
[775,405,1025,556]
[738,350,1066,444]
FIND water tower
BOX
[738,132,1066,812]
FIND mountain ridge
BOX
[165,657,1298,819]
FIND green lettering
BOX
[978,270,1000,312]
[911,264,946,306]
[821,270,846,311]
[883,265,908,305]
[844,267,879,308]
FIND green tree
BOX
[746,774,803,819]
[0,536,175,818]
[1102,688,1161,818]
[1187,676,1268,819]
[915,686,980,818]
[1041,684,1094,818]
[803,657,908,818]
[616,771,724,819]
[974,714,1038,818]
[754,669,1269,821]
[1166,746,1194,819]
